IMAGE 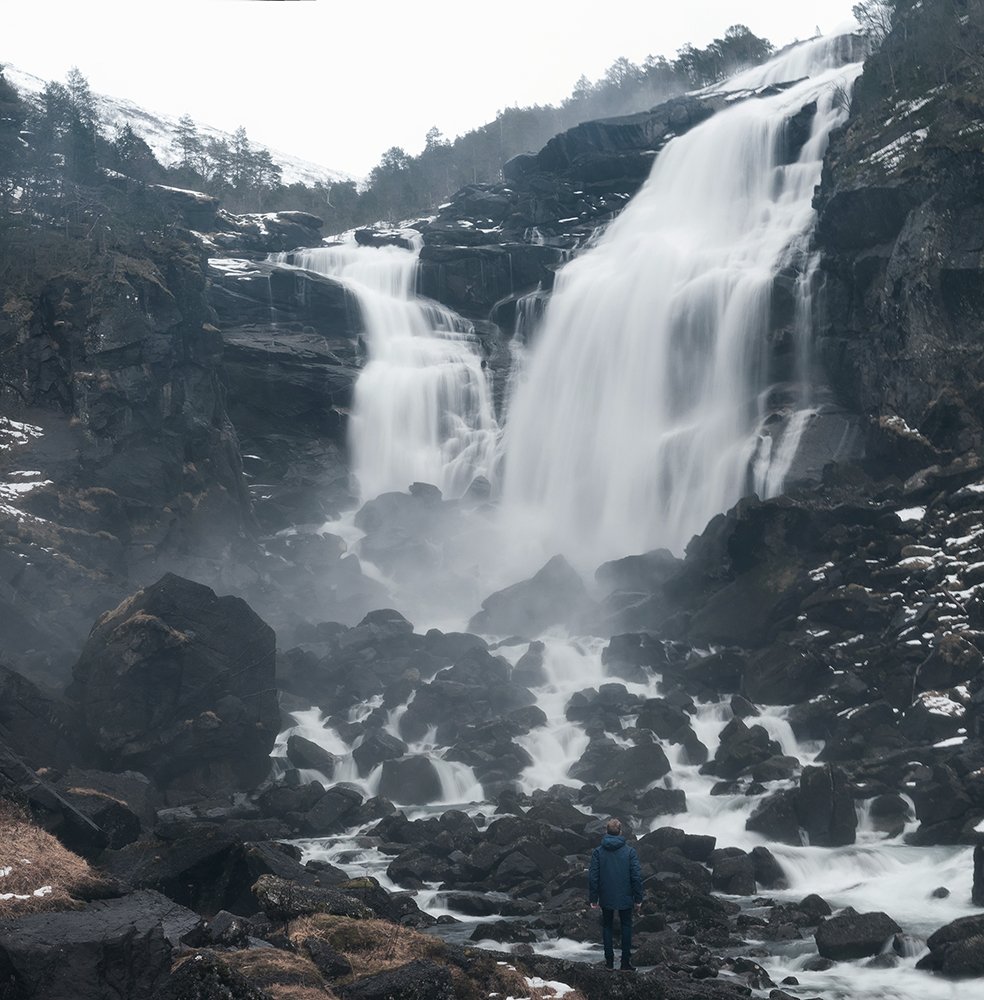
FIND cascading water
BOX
[501,36,864,566]
[266,36,984,1000]
[285,240,498,502]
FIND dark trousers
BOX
[601,907,632,964]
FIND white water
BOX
[286,240,498,501]
[500,37,863,566]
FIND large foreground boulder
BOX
[0,890,200,1000]
[69,574,279,801]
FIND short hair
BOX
[606,817,622,835]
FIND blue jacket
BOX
[588,834,644,910]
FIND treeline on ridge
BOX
[0,24,777,247]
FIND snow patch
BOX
[896,506,926,522]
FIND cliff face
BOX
[815,0,984,462]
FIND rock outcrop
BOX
[69,573,278,802]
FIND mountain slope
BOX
[3,64,353,188]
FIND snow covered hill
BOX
[4,65,354,188]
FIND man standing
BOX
[588,817,644,971]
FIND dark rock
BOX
[301,785,364,835]
[746,790,802,846]
[303,936,353,978]
[208,910,251,948]
[750,846,788,889]
[707,718,780,780]
[711,852,756,895]
[378,757,445,805]
[151,950,268,999]
[797,764,857,847]
[469,555,588,636]
[798,894,833,921]
[0,663,82,771]
[285,735,337,776]
[0,740,108,858]
[569,738,670,789]
[353,730,408,776]
[252,874,372,922]
[815,907,902,960]
[0,890,197,1000]
[974,844,984,907]
[339,959,454,1000]
[69,574,278,801]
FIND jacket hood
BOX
[601,834,626,850]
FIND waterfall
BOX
[500,37,864,566]
[286,240,498,502]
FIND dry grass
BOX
[286,915,587,1000]
[288,915,447,979]
[220,949,336,1000]
[0,799,110,916]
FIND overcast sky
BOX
[3,0,859,178]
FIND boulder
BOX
[797,765,857,847]
[339,959,454,1000]
[151,950,268,999]
[252,875,372,922]
[815,908,902,960]
[0,890,199,1000]
[378,757,445,804]
[353,731,408,776]
[285,735,337,777]
[69,574,278,801]
[469,555,588,635]
[921,914,984,976]
[706,718,780,779]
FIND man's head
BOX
[606,817,622,836]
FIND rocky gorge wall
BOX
[815,0,984,470]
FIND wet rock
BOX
[797,764,857,847]
[469,555,589,635]
[568,737,670,788]
[868,793,911,838]
[353,730,408,776]
[378,756,445,805]
[471,920,536,943]
[285,735,337,776]
[512,641,548,687]
[301,785,364,834]
[711,851,756,895]
[746,789,802,846]
[750,846,788,890]
[815,907,902,960]
[706,718,781,780]
[921,913,984,976]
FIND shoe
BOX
[604,959,614,971]
[620,960,637,972]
